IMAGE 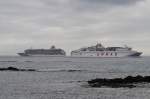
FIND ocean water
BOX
[0,56,150,99]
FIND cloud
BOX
[71,0,144,12]
[78,0,143,5]
[0,0,149,55]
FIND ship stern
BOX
[18,53,29,56]
[129,52,142,57]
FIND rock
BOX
[7,67,19,71]
[87,75,150,88]
[0,66,36,72]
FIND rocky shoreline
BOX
[1,67,150,88]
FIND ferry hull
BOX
[18,53,29,56]
[71,51,142,58]
[128,52,142,57]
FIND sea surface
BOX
[0,56,150,99]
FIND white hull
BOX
[71,51,142,58]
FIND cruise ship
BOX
[71,43,142,57]
[18,45,66,56]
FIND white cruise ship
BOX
[18,45,66,57]
[71,43,142,57]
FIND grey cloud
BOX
[71,0,144,12]
[0,0,149,55]
[78,0,144,5]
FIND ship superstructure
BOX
[18,45,66,56]
[71,43,142,57]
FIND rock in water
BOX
[88,75,150,88]
[0,66,36,71]
[7,67,19,71]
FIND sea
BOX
[0,56,150,99]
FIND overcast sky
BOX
[0,0,149,55]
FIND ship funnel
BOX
[96,43,104,48]
[51,45,55,49]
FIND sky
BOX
[0,0,150,55]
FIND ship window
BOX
[97,53,99,56]
[106,52,108,56]
[101,52,104,56]
[115,52,117,56]
[111,53,113,56]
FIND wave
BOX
[24,61,33,62]
[37,69,87,72]
[0,66,88,73]
[0,61,17,62]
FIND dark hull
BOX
[18,53,65,57]
[18,53,29,56]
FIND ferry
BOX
[71,43,142,57]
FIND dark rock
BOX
[0,66,19,71]
[0,66,36,72]
[7,67,19,71]
[26,69,36,71]
[88,75,150,88]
